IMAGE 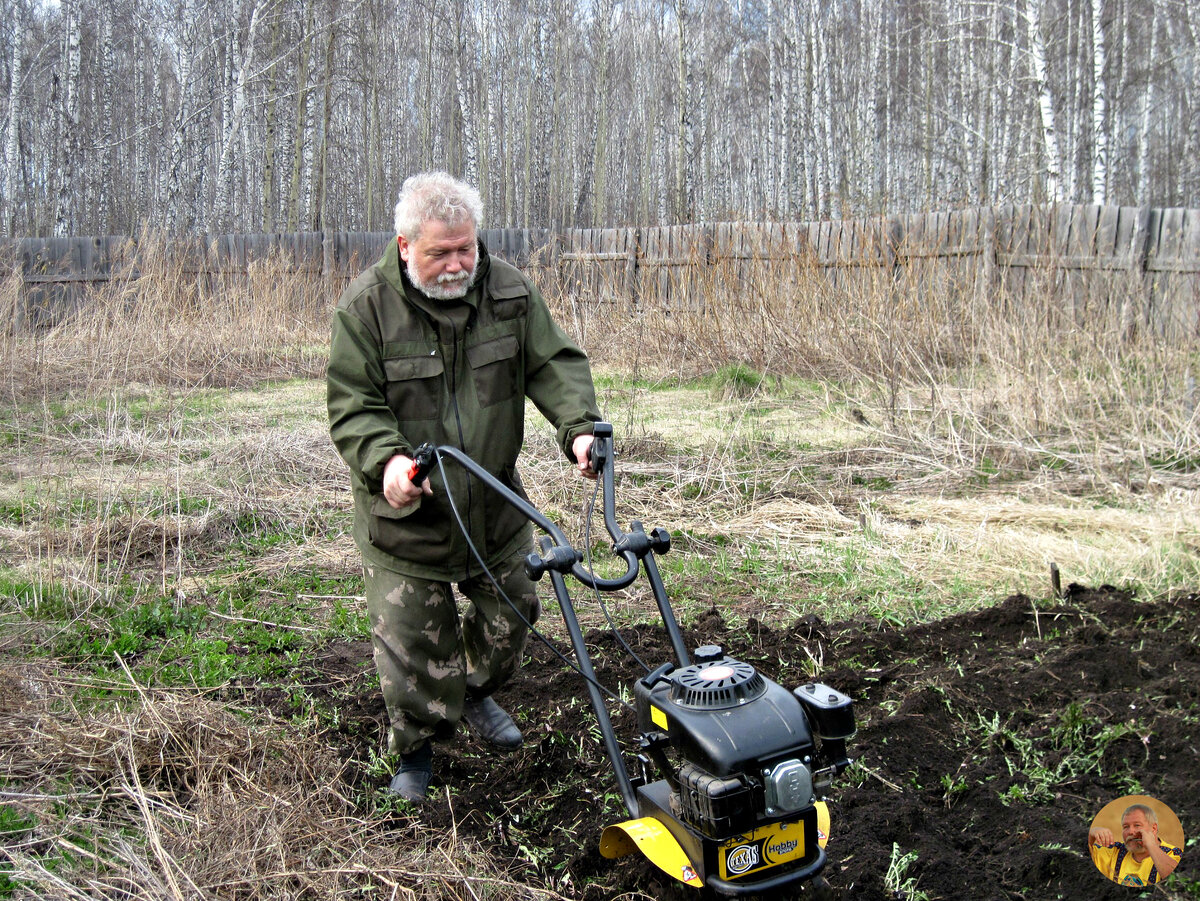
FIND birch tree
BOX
[1089,0,1109,203]
[3,0,25,234]
[285,0,314,232]
[163,0,206,232]
[52,0,80,235]
[1024,0,1064,202]
[212,0,265,231]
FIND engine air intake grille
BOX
[670,658,766,709]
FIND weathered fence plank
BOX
[6,203,1199,339]
[1148,208,1200,338]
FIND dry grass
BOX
[0,663,562,900]
[1,231,330,398]
[563,253,1199,491]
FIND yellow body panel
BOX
[717,819,806,880]
[600,802,832,889]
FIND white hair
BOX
[393,171,483,241]
[1123,804,1158,826]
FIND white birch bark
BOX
[867,0,885,209]
[212,0,264,231]
[1024,0,1064,202]
[765,0,778,213]
[286,0,314,232]
[782,0,801,215]
[310,8,336,229]
[820,10,836,217]
[999,1,1021,198]
[1136,2,1158,199]
[91,4,114,230]
[673,0,693,223]
[1090,0,1108,203]
[164,0,203,231]
[3,0,25,234]
[52,0,80,236]
[454,6,478,189]
[260,9,283,233]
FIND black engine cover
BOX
[636,655,816,776]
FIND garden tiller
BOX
[412,423,855,895]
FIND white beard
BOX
[406,258,478,301]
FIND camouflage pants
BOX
[364,549,540,756]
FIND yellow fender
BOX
[600,802,832,888]
[816,799,830,848]
[600,817,703,887]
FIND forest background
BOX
[2,0,1198,239]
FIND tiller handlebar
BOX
[420,422,855,895]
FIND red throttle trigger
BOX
[407,443,436,485]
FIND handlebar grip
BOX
[407,443,436,484]
[588,423,613,473]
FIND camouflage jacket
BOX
[327,238,600,580]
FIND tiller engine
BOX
[416,423,855,895]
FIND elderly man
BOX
[327,172,600,801]
[1088,803,1182,886]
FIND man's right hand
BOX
[1089,827,1115,847]
[383,454,433,509]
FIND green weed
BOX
[984,703,1138,807]
[703,364,768,400]
[0,804,38,896]
[883,843,930,901]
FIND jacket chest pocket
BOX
[466,334,520,407]
[384,353,444,421]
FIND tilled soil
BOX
[310,585,1199,899]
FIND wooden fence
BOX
[5,204,1198,338]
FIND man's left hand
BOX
[572,434,597,480]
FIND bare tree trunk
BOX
[212,0,264,231]
[1163,1,1197,197]
[366,63,382,229]
[1136,2,1158,199]
[4,0,25,235]
[260,8,284,232]
[1090,0,1109,203]
[310,4,336,230]
[868,0,886,209]
[587,0,612,227]
[53,0,80,236]
[815,6,834,217]
[94,3,114,230]
[781,0,801,215]
[673,0,693,223]
[765,0,778,214]
[286,0,314,232]
[1025,0,1064,202]
[454,5,477,188]
[164,0,203,231]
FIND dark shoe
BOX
[388,742,433,802]
[462,695,522,750]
